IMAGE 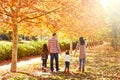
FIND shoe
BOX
[82,68,85,72]
[66,69,70,73]
[64,68,66,73]
[51,70,53,73]
[78,67,81,72]
[56,69,60,72]
[42,67,44,72]
[44,69,47,72]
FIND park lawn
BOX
[0,45,120,80]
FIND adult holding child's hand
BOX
[74,37,87,72]
[48,33,61,72]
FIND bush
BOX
[59,39,77,51]
[0,41,12,62]
[0,40,76,62]
[17,40,46,58]
[18,44,36,58]
[60,41,70,51]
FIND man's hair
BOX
[52,33,56,36]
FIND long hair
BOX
[79,37,85,45]
[42,44,48,52]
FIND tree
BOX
[0,0,63,72]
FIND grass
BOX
[0,45,120,80]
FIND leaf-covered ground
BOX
[0,45,120,80]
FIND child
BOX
[64,50,70,73]
[41,43,49,72]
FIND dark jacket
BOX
[41,49,48,59]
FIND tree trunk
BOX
[11,24,18,72]
[70,35,73,54]
[112,25,118,51]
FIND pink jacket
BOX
[75,42,86,58]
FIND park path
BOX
[0,53,66,77]
[0,56,42,75]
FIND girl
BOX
[64,50,70,73]
[41,43,49,72]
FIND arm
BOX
[48,40,50,52]
[74,43,79,53]
[56,39,61,53]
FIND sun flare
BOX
[100,0,108,8]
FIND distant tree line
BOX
[0,33,38,41]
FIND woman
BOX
[75,37,86,72]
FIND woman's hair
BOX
[42,44,48,52]
[66,50,69,55]
[79,37,85,45]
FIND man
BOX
[48,33,61,72]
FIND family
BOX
[41,33,86,73]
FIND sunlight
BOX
[100,0,120,15]
[100,0,108,8]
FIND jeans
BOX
[42,59,47,68]
[50,53,59,72]
[79,58,86,71]
[65,61,70,69]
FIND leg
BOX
[66,61,70,73]
[42,59,45,72]
[55,53,59,71]
[79,58,82,71]
[64,61,67,72]
[50,54,54,72]
[44,59,47,68]
[42,59,44,67]
[68,62,70,70]
[82,58,86,72]
[44,59,47,72]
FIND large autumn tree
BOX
[0,0,67,72]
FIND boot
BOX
[44,68,46,72]
[82,68,84,72]
[78,67,81,72]
[64,68,66,73]
[42,67,44,72]
[66,68,70,73]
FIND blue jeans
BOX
[50,53,59,72]
[65,61,70,69]
[42,59,47,68]
[79,58,86,71]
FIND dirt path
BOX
[0,53,66,77]
[0,56,42,75]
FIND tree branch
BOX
[18,7,62,23]
[0,2,12,17]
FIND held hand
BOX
[74,50,76,54]
[59,51,62,54]
[74,51,76,56]
[59,51,62,56]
